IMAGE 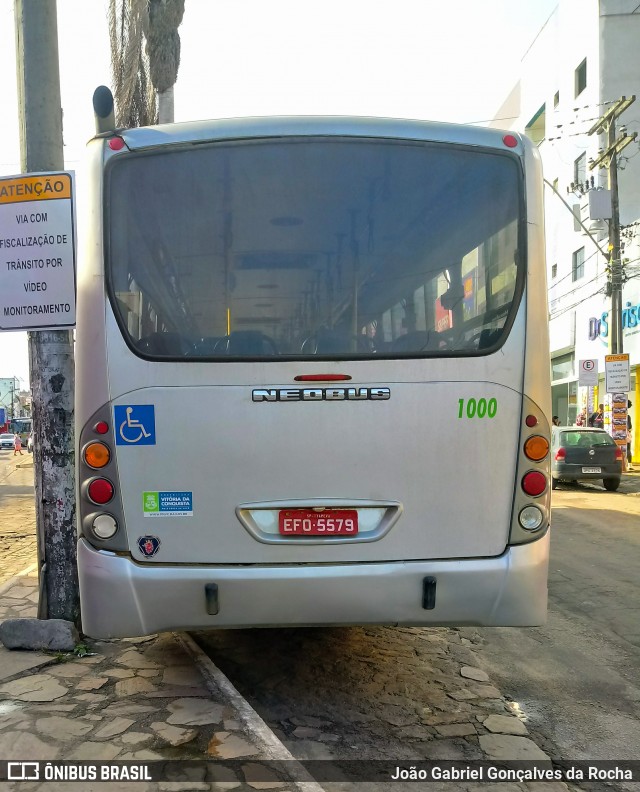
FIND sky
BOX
[0,0,558,389]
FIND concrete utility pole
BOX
[588,96,637,355]
[9,379,16,421]
[14,0,79,624]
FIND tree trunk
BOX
[158,85,174,123]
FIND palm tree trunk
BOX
[158,85,174,123]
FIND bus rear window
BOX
[107,137,523,359]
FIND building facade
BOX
[493,0,640,461]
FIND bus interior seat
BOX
[137,332,190,356]
[216,331,278,355]
[193,336,222,355]
[313,328,350,354]
[392,331,431,352]
[478,328,502,350]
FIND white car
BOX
[0,433,16,450]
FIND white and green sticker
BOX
[143,491,193,517]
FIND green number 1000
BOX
[458,398,497,419]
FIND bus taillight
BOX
[524,435,549,462]
[91,514,118,539]
[521,471,547,497]
[88,478,114,505]
[84,442,111,469]
[94,421,109,435]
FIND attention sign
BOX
[605,353,630,393]
[0,172,76,331]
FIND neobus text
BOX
[252,387,391,402]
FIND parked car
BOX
[551,427,623,491]
[27,432,34,453]
[0,433,16,450]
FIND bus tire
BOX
[551,477,559,490]
[603,478,620,492]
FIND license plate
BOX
[582,467,601,473]
[279,509,358,536]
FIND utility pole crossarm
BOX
[589,132,638,170]
[587,95,636,136]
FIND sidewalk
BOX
[0,455,322,791]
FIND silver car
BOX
[551,427,623,491]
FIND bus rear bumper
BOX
[77,532,549,638]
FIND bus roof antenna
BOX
[93,86,116,135]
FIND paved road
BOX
[197,475,640,790]
[0,450,38,586]
[478,478,640,768]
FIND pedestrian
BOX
[13,434,23,456]
[575,410,586,427]
[588,404,604,428]
[552,416,560,426]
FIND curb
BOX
[0,563,38,598]
[176,632,325,791]
[1,567,324,789]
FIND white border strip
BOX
[176,632,326,792]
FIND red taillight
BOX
[88,478,114,504]
[94,421,109,435]
[615,447,624,462]
[108,136,125,151]
[522,471,547,496]
[555,447,566,461]
[503,134,518,148]
[525,415,538,428]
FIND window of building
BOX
[575,58,587,97]
[551,353,574,382]
[551,263,557,279]
[554,91,560,108]
[572,247,585,281]
[525,104,546,146]
[574,153,586,190]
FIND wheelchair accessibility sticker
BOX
[143,491,193,517]
[114,405,156,446]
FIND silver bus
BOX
[76,115,551,638]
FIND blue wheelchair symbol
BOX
[114,405,156,446]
